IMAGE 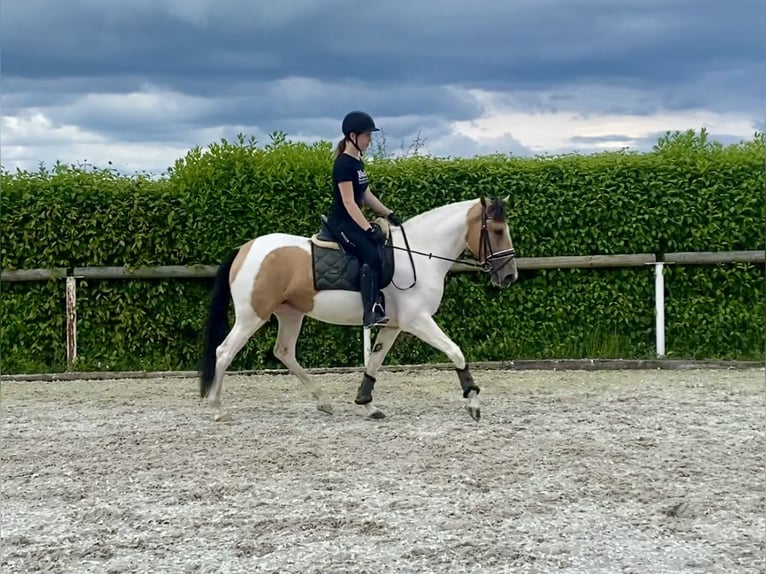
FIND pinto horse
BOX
[198,196,518,422]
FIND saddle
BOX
[309,215,395,292]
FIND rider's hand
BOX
[387,212,403,226]
[366,223,386,245]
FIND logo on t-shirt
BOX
[357,169,368,186]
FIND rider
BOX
[326,110,403,329]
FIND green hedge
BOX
[2,129,764,374]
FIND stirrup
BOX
[364,317,390,329]
[364,303,389,328]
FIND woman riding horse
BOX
[325,110,403,328]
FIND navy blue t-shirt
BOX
[328,152,369,225]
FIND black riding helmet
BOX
[342,111,380,137]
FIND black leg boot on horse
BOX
[360,263,389,328]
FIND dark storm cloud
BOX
[1,0,763,173]
[3,0,762,97]
[6,77,480,144]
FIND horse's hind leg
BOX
[210,314,267,421]
[273,306,334,415]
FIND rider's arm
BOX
[362,188,392,218]
[339,181,373,230]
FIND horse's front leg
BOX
[355,327,401,419]
[402,313,481,421]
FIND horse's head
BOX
[466,196,518,287]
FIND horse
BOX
[198,195,518,422]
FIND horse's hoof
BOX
[466,405,481,422]
[214,412,233,423]
[317,403,334,415]
[369,409,386,419]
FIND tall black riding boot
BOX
[360,264,389,328]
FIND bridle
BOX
[476,196,517,273]
[390,196,517,290]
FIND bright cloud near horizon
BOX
[1,0,763,176]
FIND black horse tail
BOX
[199,248,239,398]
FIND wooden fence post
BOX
[66,276,77,369]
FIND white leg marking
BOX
[210,316,266,421]
[274,309,334,415]
[366,328,401,377]
[402,313,480,420]
[403,314,466,370]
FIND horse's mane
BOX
[375,197,501,236]
[373,217,391,236]
[397,198,478,227]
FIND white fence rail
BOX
[2,250,763,369]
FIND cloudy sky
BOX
[2,0,763,175]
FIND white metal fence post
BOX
[646,260,674,358]
[654,262,665,357]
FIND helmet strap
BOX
[349,133,364,156]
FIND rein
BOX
[389,224,418,290]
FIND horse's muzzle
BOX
[500,273,517,287]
